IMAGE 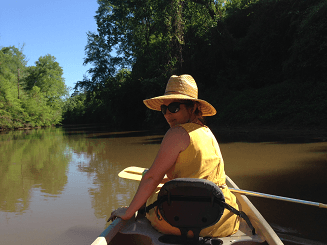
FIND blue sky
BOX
[0,0,99,94]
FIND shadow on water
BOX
[307,146,327,153]
[61,124,166,143]
[61,124,327,144]
[230,152,327,244]
[212,127,327,144]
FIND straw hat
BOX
[143,74,216,116]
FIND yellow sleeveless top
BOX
[146,123,240,237]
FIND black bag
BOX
[146,178,255,244]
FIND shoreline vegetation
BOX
[0,125,47,132]
[0,47,68,131]
[62,0,327,130]
[2,0,326,132]
[0,124,327,142]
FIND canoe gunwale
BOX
[226,176,283,245]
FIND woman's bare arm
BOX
[108,126,190,221]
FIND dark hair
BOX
[184,100,206,125]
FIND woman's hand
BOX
[108,207,132,222]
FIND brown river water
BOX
[0,125,326,245]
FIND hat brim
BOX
[143,94,216,117]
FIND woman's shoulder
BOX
[166,124,189,137]
[163,125,190,150]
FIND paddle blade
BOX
[118,166,166,188]
[118,166,146,181]
[319,203,327,209]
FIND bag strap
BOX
[145,195,166,213]
[220,202,256,235]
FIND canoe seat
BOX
[146,178,254,244]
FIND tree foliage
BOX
[65,0,326,129]
[0,46,68,129]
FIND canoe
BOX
[91,173,284,245]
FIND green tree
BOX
[0,46,68,129]
[283,0,327,83]
[71,0,326,129]
[81,0,219,87]
[23,55,68,126]
[0,46,27,83]
[21,86,52,126]
[73,0,224,127]
[0,46,28,128]
[25,55,68,103]
[62,92,87,124]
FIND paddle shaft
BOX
[229,188,327,209]
[118,166,327,209]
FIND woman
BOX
[109,74,240,237]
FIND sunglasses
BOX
[161,102,186,115]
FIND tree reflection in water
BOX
[0,128,70,213]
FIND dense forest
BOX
[0,46,68,130]
[64,0,327,130]
[2,0,326,131]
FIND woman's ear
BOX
[189,103,198,117]
[192,103,198,114]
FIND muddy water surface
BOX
[0,125,326,245]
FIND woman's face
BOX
[161,99,195,127]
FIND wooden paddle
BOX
[119,166,327,209]
[118,166,168,187]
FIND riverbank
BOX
[0,125,49,132]
[2,122,326,145]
